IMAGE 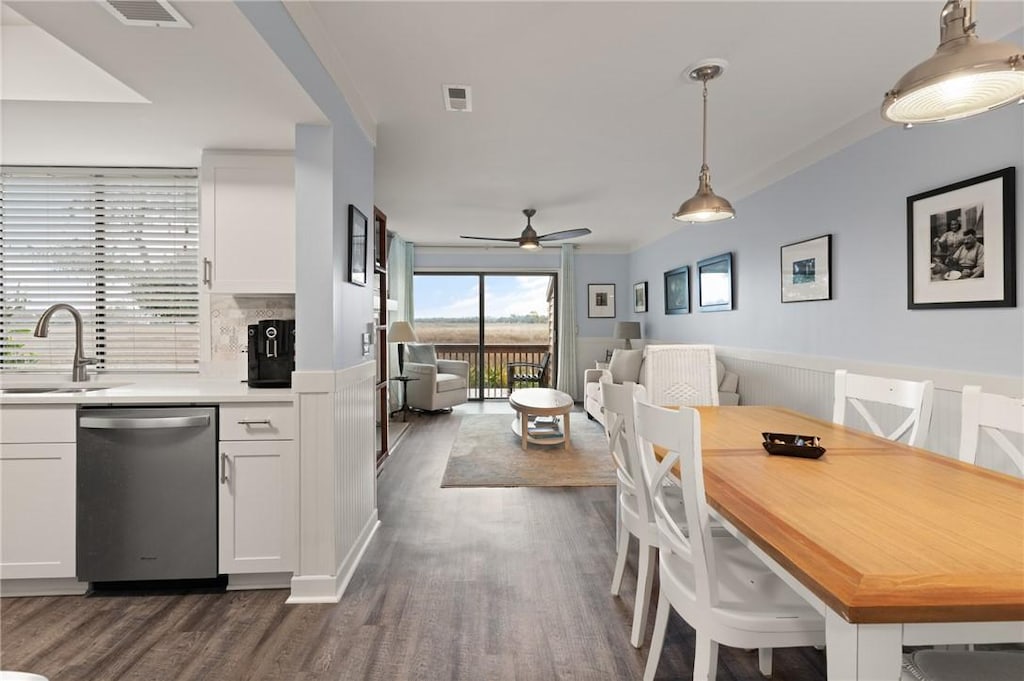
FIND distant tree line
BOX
[418,313,546,324]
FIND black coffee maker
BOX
[247,319,295,388]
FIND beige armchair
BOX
[404,344,469,412]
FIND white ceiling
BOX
[2,1,1021,252]
[1,1,325,167]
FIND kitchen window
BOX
[0,166,200,373]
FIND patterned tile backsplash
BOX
[210,295,295,362]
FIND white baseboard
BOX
[286,510,379,604]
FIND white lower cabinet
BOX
[0,406,77,580]
[218,404,297,576]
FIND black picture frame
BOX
[781,234,832,303]
[663,266,689,315]
[907,167,1016,309]
[348,204,368,287]
[697,252,733,312]
[587,283,615,318]
[633,281,648,313]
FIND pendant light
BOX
[882,0,1024,124]
[673,59,735,223]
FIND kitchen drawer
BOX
[1,406,76,444]
[219,403,294,441]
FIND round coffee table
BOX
[508,387,574,451]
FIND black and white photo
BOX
[908,167,1016,309]
[588,283,615,318]
[633,281,648,313]
[348,204,368,286]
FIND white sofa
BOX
[584,346,739,426]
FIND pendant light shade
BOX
[673,60,735,223]
[882,0,1024,124]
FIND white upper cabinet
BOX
[200,151,295,294]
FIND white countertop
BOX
[0,374,294,406]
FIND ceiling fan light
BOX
[519,240,541,250]
[882,1,1024,124]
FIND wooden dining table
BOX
[682,405,1024,681]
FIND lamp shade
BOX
[614,321,641,350]
[388,321,419,343]
[673,172,736,223]
[882,1,1024,124]
[614,322,641,340]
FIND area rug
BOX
[441,412,615,488]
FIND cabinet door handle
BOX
[221,452,229,484]
[202,257,212,286]
[237,419,271,426]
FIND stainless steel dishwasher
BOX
[77,406,218,583]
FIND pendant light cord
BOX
[700,77,710,175]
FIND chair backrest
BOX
[832,369,934,447]
[601,380,655,523]
[639,344,720,407]
[958,385,1024,474]
[634,398,715,609]
[537,352,551,381]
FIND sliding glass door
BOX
[413,272,557,399]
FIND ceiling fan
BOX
[460,209,591,250]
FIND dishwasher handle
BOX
[79,415,211,430]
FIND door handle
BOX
[221,452,229,484]
[202,257,212,286]
[80,415,210,429]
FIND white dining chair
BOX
[634,398,825,681]
[833,369,934,447]
[958,385,1024,475]
[603,380,660,648]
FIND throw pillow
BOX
[608,349,643,384]
[405,343,437,366]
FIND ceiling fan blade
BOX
[537,228,592,241]
[460,235,522,242]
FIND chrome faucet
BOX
[33,303,96,382]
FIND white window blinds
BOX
[0,166,200,373]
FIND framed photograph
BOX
[663,266,689,315]
[633,281,648,313]
[348,204,368,286]
[697,252,733,312]
[588,283,615,318]
[908,167,1016,309]
[781,234,832,303]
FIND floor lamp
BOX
[388,321,419,376]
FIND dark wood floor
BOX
[1,407,826,680]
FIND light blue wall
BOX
[238,1,374,371]
[630,103,1024,378]
[575,254,631,337]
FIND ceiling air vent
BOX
[100,0,191,28]
[443,84,472,112]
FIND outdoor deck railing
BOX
[434,343,552,399]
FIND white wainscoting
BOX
[576,338,1021,477]
[288,362,380,604]
[714,346,1022,477]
